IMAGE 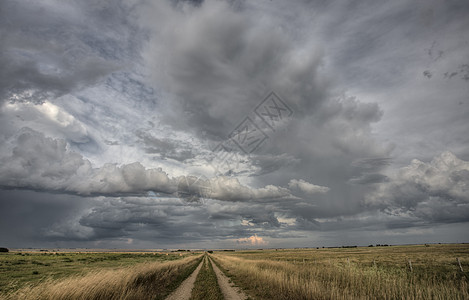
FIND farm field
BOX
[0,244,467,299]
[211,244,469,299]
[0,251,201,299]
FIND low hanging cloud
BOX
[236,234,268,246]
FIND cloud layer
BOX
[367,151,469,224]
[0,128,299,202]
[0,0,468,248]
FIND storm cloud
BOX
[366,152,469,224]
[1,0,468,249]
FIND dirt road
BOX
[165,258,204,300]
[209,257,248,300]
[166,255,247,300]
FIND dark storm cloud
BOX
[318,0,469,90]
[0,190,92,246]
[348,158,391,185]
[141,0,329,139]
[315,0,469,166]
[1,0,469,248]
[250,153,301,176]
[136,130,195,162]
[138,0,392,223]
[47,196,290,244]
[351,157,392,171]
[0,0,137,104]
[348,173,389,185]
[2,0,391,208]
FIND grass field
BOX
[1,244,468,299]
[0,251,201,299]
[211,244,469,299]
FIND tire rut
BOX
[165,258,204,300]
[208,257,248,300]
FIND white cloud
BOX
[288,179,329,195]
[0,128,295,202]
[366,152,469,223]
[210,176,292,201]
[2,101,90,143]
[0,128,176,196]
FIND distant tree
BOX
[0,247,9,252]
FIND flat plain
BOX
[0,244,467,299]
[211,244,469,299]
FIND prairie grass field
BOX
[211,244,469,299]
[0,244,468,299]
[0,251,202,299]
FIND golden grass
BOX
[212,245,469,299]
[1,254,202,300]
[0,251,188,294]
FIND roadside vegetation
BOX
[190,255,223,300]
[0,252,202,300]
[212,244,469,299]
[0,251,191,295]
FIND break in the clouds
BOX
[1,0,468,249]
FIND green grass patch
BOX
[190,255,223,300]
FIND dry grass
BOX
[1,254,202,300]
[212,245,469,299]
[0,251,187,294]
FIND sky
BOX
[0,0,468,249]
